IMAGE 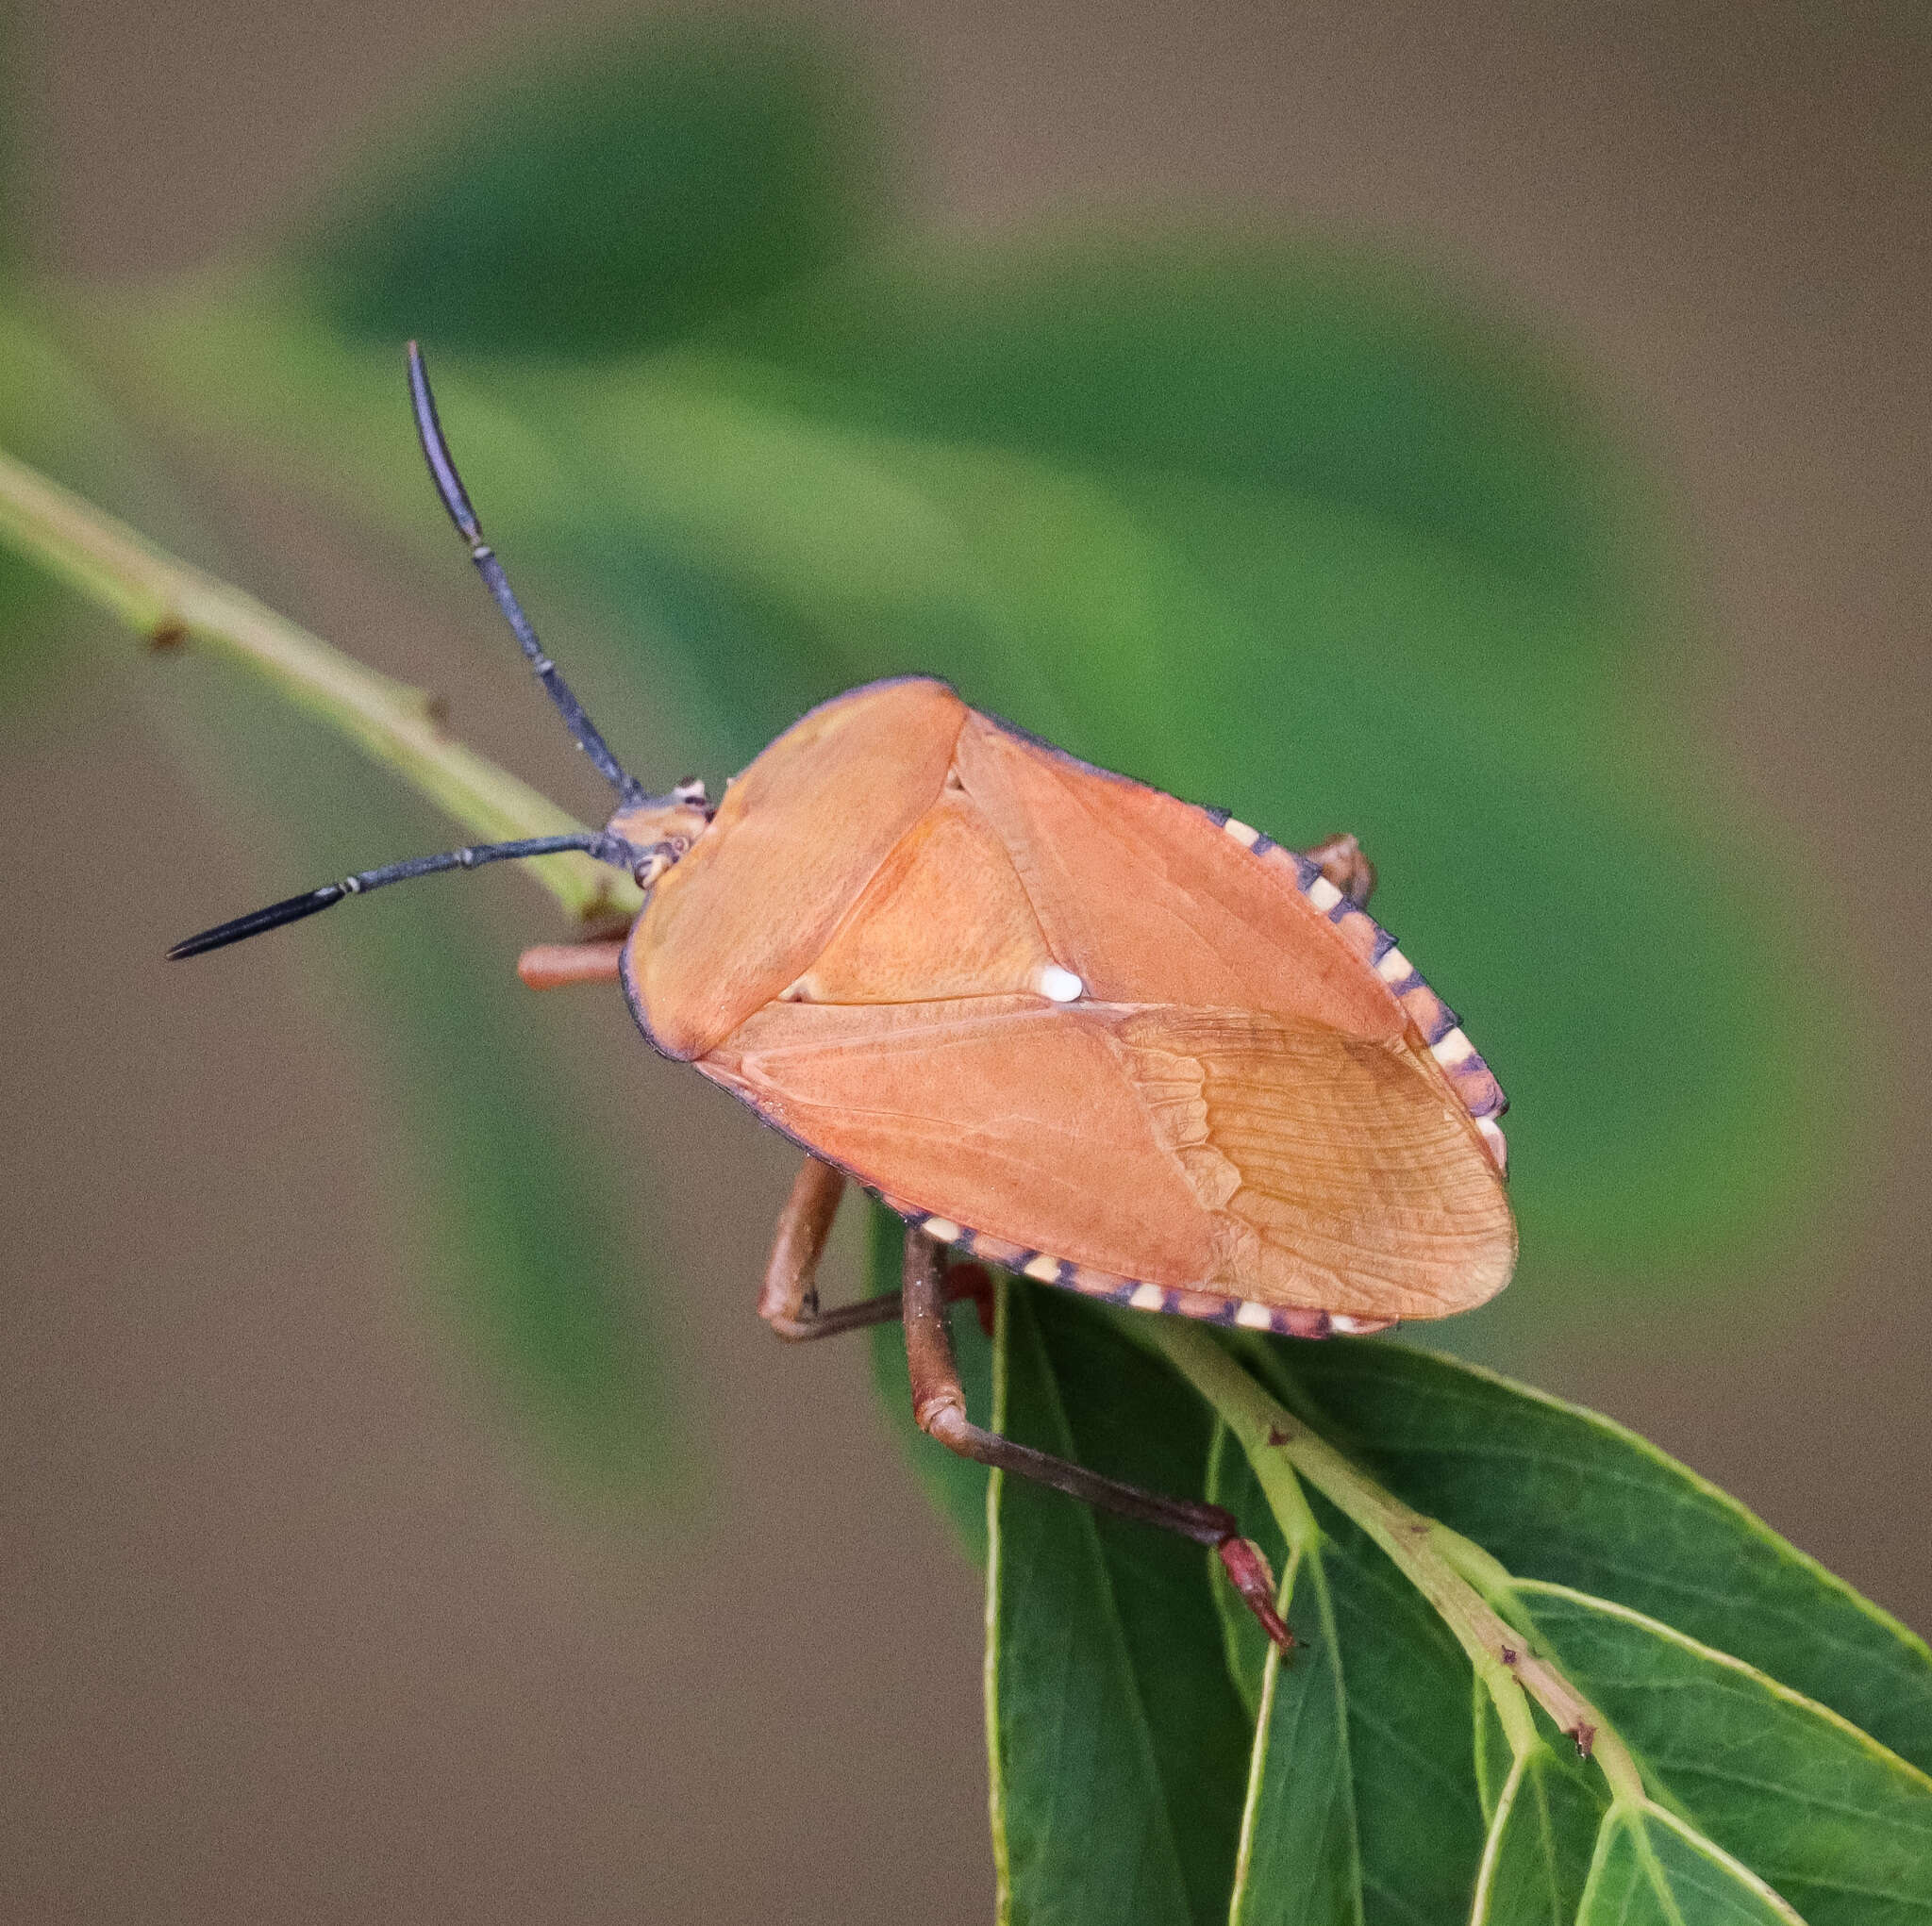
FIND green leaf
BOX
[1577,1805,1803,1925]
[1519,1586,1932,1924]
[1245,1337,1932,1780]
[297,17,885,359]
[1470,1720,1607,1925]
[987,1284,1250,1926]
[717,235,1631,607]
[1208,1428,1361,1924]
[350,890,691,1492]
[1208,1421,1488,1925]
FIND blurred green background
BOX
[2,4,1925,1919]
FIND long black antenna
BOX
[168,832,626,960]
[407,341,648,805]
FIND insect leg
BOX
[1300,832,1375,907]
[516,938,626,989]
[759,1161,886,1339]
[900,1230,1295,1652]
[758,1161,991,1341]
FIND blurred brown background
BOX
[4,3,1928,1919]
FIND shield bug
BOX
[172,345,1516,1651]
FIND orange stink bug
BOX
[172,345,1516,1652]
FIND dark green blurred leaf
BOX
[186,672,690,1493]
[38,541,693,1493]
[298,17,886,359]
[1242,1336,1932,1776]
[1209,1424,1487,1925]
[351,884,691,1493]
[986,1283,1249,1926]
[719,235,1633,609]
[1520,1586,1932,1923]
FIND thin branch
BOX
[0,443,642,928]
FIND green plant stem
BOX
[1124,1311,1647,1805]
[0,443,641,927]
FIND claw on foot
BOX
[1302,832,1375,908]
[1217,1536,1296,1652]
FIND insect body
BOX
[622,674,1513,1332]
[173,346,1515,1652]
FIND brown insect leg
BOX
[900,1230,1295,1652]
[1300,833,1375,908]
[517,938,626,989]
[758,1160,990,1341]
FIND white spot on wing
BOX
[1432,1026,1476,1067]
[921,1217,962,1244]
[1329,1314,1379,1336]
[1129,1283,1167,1312]
[1023,1254,1061,1283]
[1223,818,1260,848]
[1307,875,1343,912]
[1374,946,1412,984]
[1038,964,1084,1003]
[1235,1302,1274,1330]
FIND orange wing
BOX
[952,712,1407,1038]
[699,995,1512,1324]
[665,697,1514,1328]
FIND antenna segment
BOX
[407,341,647,805]
[167,832,628,959]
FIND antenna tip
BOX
[166,883,346,959]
